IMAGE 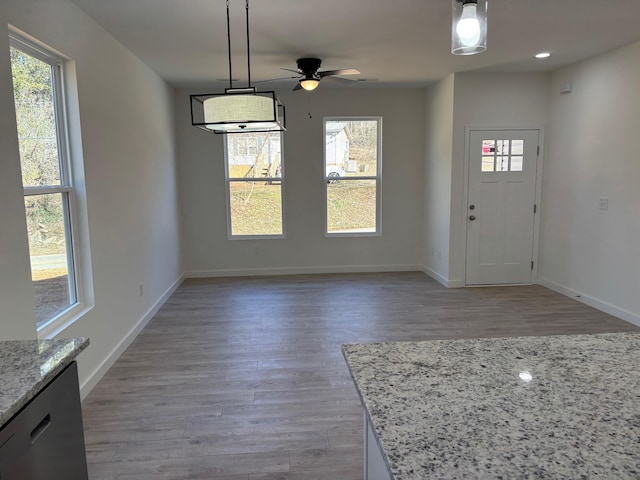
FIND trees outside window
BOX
[224,133,285,238]
[10,34,88,333]
[324,118,382,235]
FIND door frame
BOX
[462,125,545,286]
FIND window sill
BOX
[325,232,381,238]
[37,302,94,339]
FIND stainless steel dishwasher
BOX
[0,362,89,480]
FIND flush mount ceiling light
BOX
[451,0,488,55]
[535,52,551,59]
[190,0,286,134]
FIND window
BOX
[481,139,525,172]
[324,118,382,235]
[10,34,89,335]
[224,132,284,237]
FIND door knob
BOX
[469,215,476,221]
[469,204,475,210]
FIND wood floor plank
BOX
[83,272,637,478]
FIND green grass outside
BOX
[229,180,376,235]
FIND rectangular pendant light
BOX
[191,88,286,134]
[190,0,286,135]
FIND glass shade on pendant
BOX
[190,90,286,134]
[451,0,487,55]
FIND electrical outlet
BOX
[599,197,608,211]
[139,283,144,297]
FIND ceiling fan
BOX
[277,58,361,91]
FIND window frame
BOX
[323,116,383,237]
[223,132,286,240]
[10,31,92,338]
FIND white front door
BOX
[465,129,539,285]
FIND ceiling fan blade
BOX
[322,76,357,85]
[253,76,298,83]
[281,67,301,74]
[293,82,303,91]
[319,68,360,77]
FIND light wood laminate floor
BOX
[82,272,637,479]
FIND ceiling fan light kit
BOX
[451,0,487,55]
[299,77,320,91]
[190,0,285,134]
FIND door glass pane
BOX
[10,47,62,187]
[497,139,509,155]
[481,156,495,172]
[512,140,524,155]
[229,182,283,236]
[327,179,376,233]
[511,156,524,171]
[25,193,74,328]
[482,140,495,154]
[496,156,509,172]
[326,120,378,177]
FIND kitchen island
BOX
[342,332,640,479]
[0,338,89,479]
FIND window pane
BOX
[25,193,75,328]
[512,140,524,155]
[227,132,281,179]
[511,156,524,171]
[327,179,376,234]
[326,120,378,177]
[229,182,283,236]
[10,47,62,187]
[497,139,509,155]
[481,156,495,172]
[482,140,495,154]
[496,156,509,172]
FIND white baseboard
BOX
[79,272,185,399]
[420,265,464,288]
[186,264,421,278]
[538,277,640,328]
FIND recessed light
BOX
[535,52,551,59]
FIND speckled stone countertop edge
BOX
[0,337,89,426]
[341,342,396,479]
[342,332,640,480]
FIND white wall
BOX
[0,24,36,339]
[450,72,550,285]
[176,87,425,275]
[422,75,454,285]
[539,41,640,325]
[0,0,183,395]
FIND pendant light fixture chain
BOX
[190,0,286,133]
[245,0,251,87]
[226,0,233,88]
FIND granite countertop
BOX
[0,337,89,426]
[343,332,640,479]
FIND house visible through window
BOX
[324,118,382,235]
[224,132,284,237]
[10,34,87,333]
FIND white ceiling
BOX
[70,0,640,89]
